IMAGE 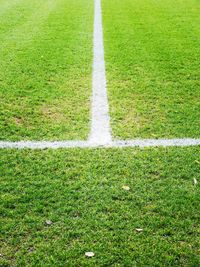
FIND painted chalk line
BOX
[0,139,200,149]
[88,0,112,145]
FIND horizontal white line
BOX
[0,141,88,149]
[0,138,199,149]
[112,139,200,147]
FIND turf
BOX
[1,147,200,266]
[0,0,93,141]
[102,0,200,139]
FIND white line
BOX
[89,0,112,145]
[0,139,200,149]
[0,141,88,149]
[112,139,200,148]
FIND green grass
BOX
[0,0,93,141]
[102,0,200,139]
[1,1,200,266]
[1,147,200,266]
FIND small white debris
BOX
[122,185,130,191]
[85,252,95,257]
[45,220,53,225]
[28,247,34,253]
[136,228,143,232]
[193,178,197,186]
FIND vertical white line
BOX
[89,0,112,145]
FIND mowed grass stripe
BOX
[0,0,21,17]
[0,0,93,141]
[0,148,199,266]
[102,0,200,139]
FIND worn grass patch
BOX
[1,147,200,266]
[0,0,93,141]
[103,0,200,139]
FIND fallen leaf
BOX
[136,228,143,232]
[122,185,130,191]
[85,252,95,257]
[45,220,53,225]
[193,178,197,185]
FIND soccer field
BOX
[1,148,200,266]
[103,0,200,139]
[0,0,93,141]
[0,0,200,266]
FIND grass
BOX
[0,0,93,141]
[1,147,200,266]
[1,1,200,266]
[102,0,200,139]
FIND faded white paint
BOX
[112,139,200,148]
[0,139,200,149]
